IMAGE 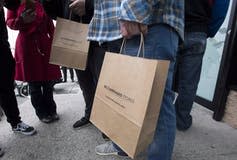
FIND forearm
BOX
[6,10,25,30]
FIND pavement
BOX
[0,80,237,160]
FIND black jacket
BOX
[42,0,94,24]
[0,0,20,86]
[0,0,20,47]
[185,0,212,33]
[0,10,9,47]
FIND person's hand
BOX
[69,0,85,17]
[21,9,36,24]
[120,20,148,39]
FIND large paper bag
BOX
[90,52,170,158]
[49,18,89,70]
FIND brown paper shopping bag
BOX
[49,17,89,70]
[90,36,170,158]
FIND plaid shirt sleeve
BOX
[119,0,157,24]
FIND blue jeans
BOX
[174,32,207,130]
[107,24,179,160]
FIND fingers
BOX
[69,0,86,16]
[120,21,148,39]
[69,0,78,8]
[21,9,36,23]
[139,24,148,35]
[120,22,130,38]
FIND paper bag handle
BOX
[120,33,145,58]
[69,11,82,22]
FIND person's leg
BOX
[0,147,4,157]
[124,25,178,160]
[0,107,3,121]
[0,46,36,135]
[69,68,74,82]
[0,47,21,128]
[73,42,97,128]
[95,24,179,160]
[29,82,49,120]
[61,66,67,82]
[73,68,94,128]
[90,42,107,84]
[144,24,178,160]
[73,42,106,129]
[175,32,207,130]
[0,85,21,127]
[42,81,58,121]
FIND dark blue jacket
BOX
[208,0,230,37]
[185,0,229,37]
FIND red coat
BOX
[6,1,61,82]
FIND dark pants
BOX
[174,32,207,130]
[61,67,74,81]
[28,81,57,119]
[0,44,21,127]
[75,41,106,119]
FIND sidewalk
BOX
[0,81,237,160]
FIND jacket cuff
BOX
[119,1,152,24]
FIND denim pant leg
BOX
[111,24,179,160]
[175,32,207,130]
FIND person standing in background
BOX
[42,0,107,129]
[6,0,61,124]
[61,66,74,82]
[174,0,230,131]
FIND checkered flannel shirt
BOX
[88,0,184,43]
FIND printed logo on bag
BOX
[59,37,84,46]
[104,85,135,108]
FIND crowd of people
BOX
[0,0,229,159]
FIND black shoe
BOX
[40,116,53,124]
[176,116,192,131]
[102,133,110,141]
[73,117,90,129]
[0,147,4,157]
[51,114,60,121]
